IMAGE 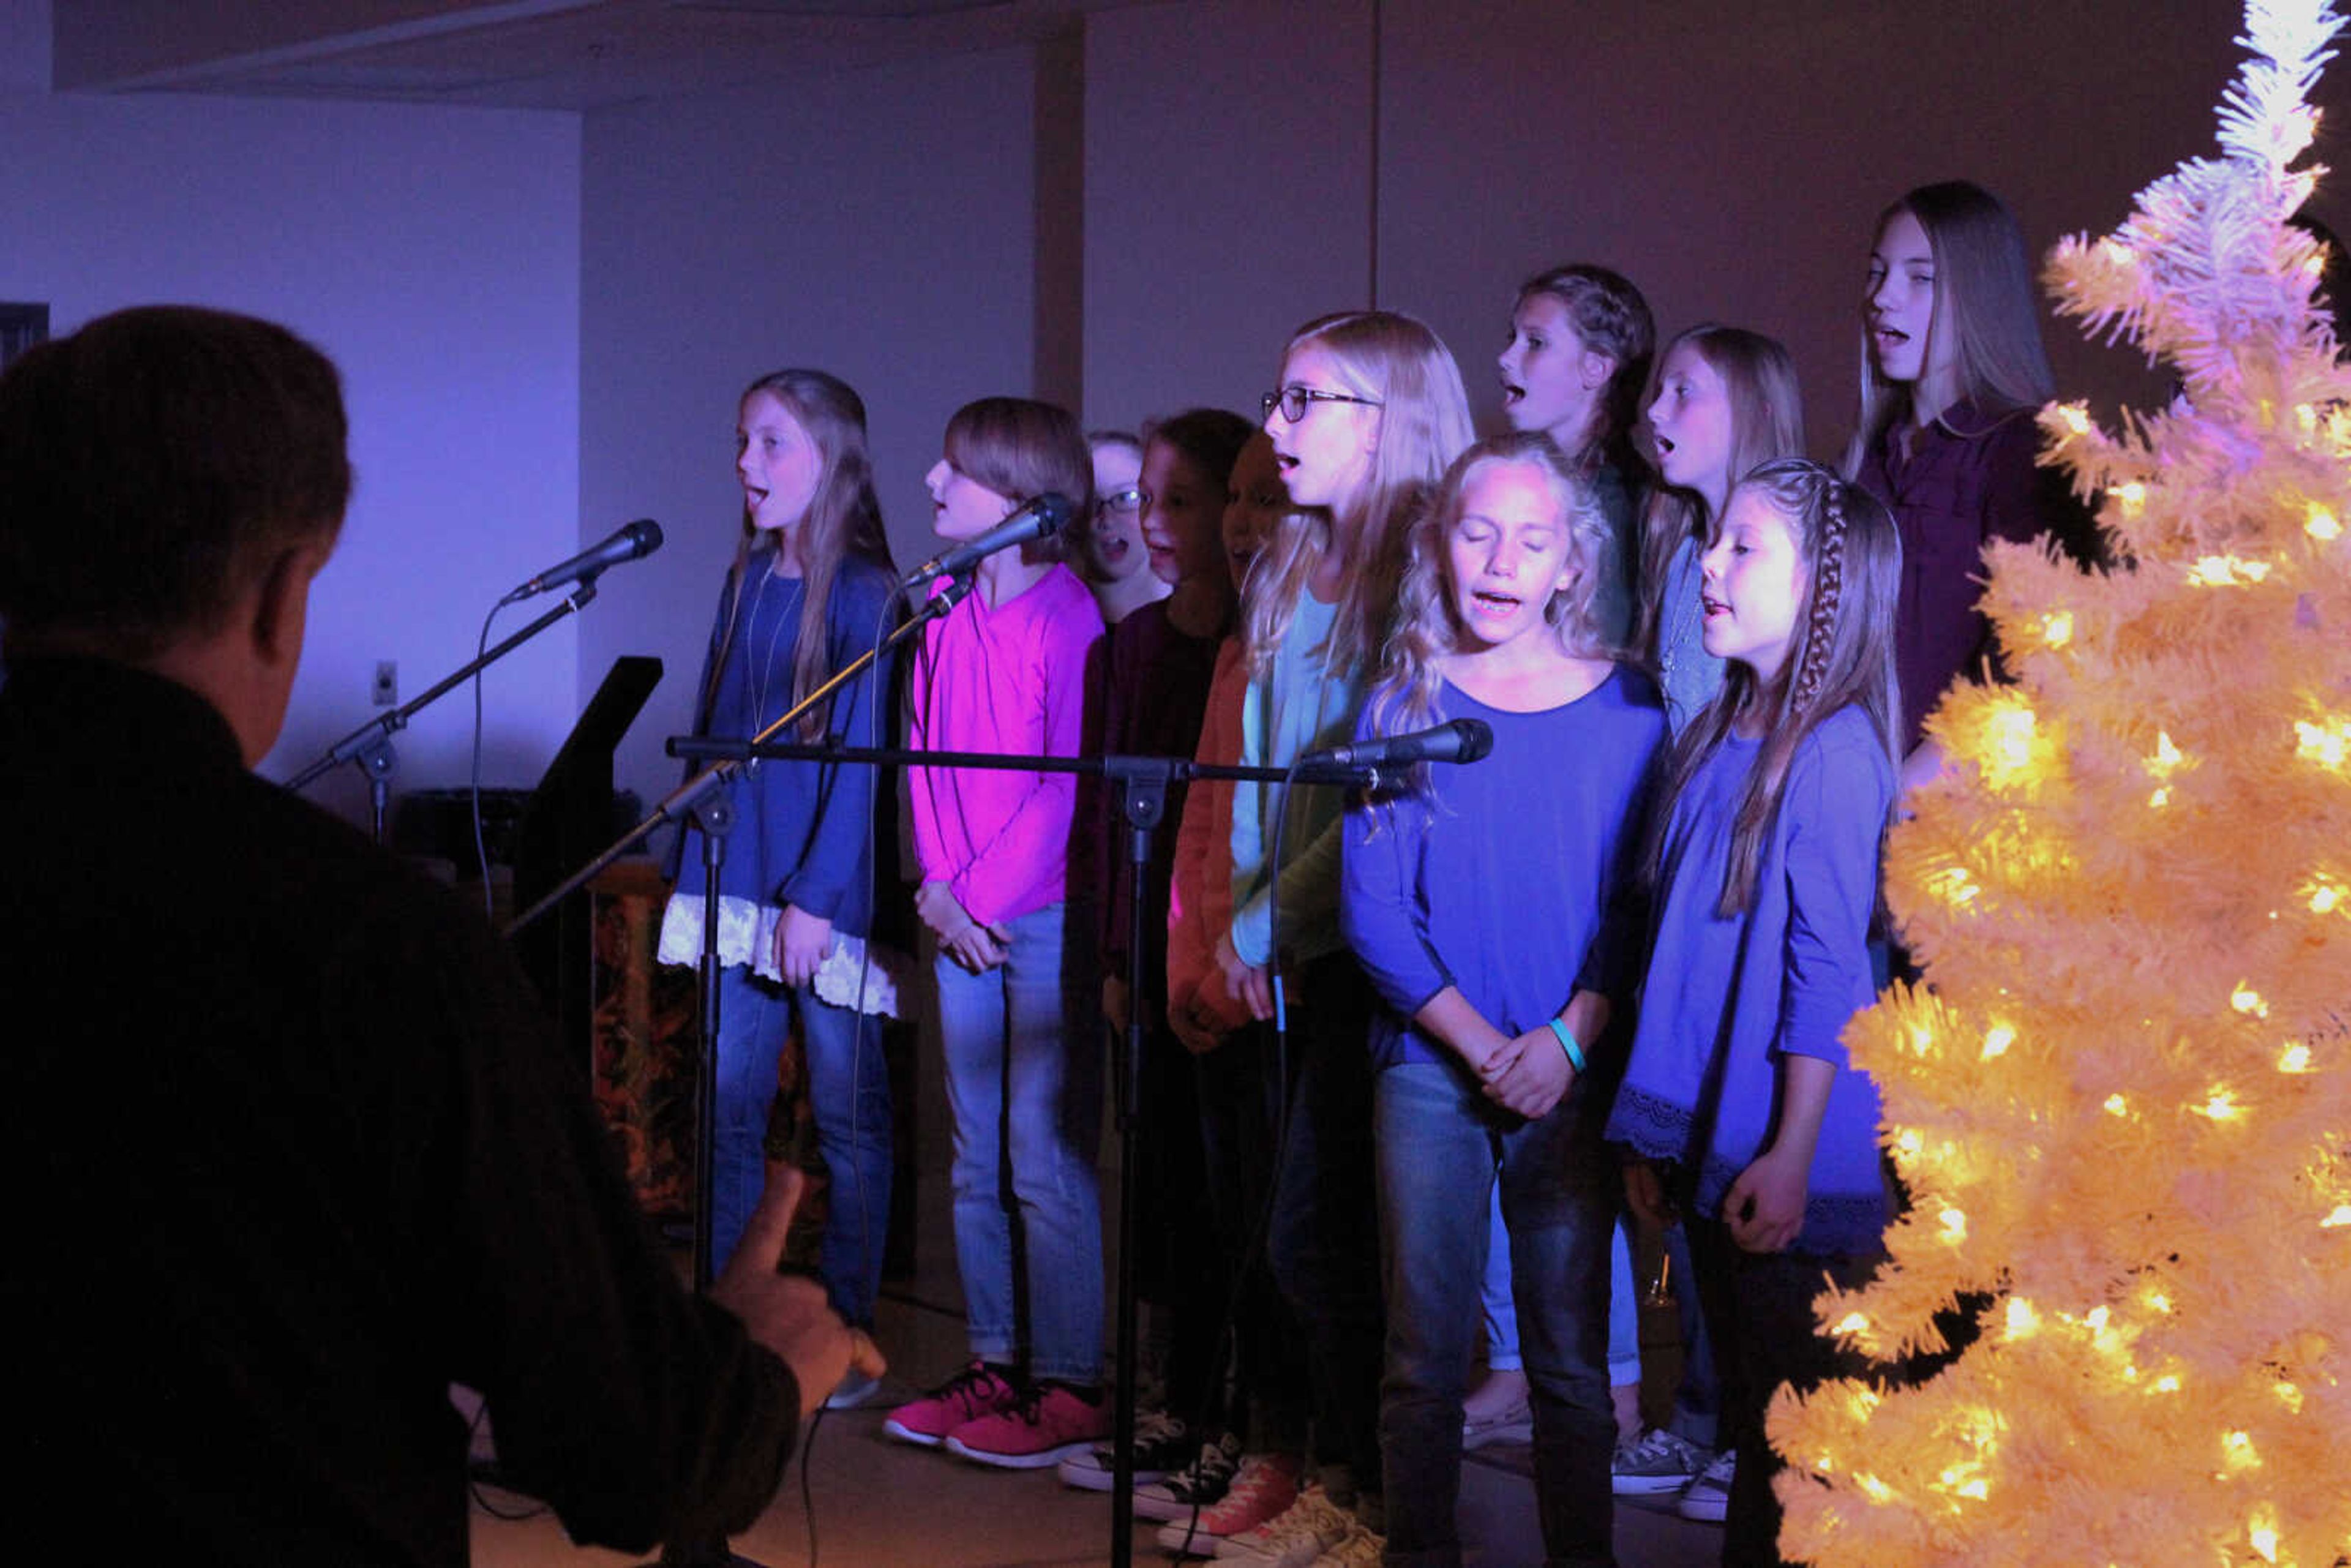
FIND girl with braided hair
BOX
[1603,457,1902,1567]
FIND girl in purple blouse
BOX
[1842,180,2077,793]
[1607,459,1903,1568]
[1342,430,1665,1567]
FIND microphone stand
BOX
[504,583,966,1568]
[283,582,598,842]
[674,732,1370,1568]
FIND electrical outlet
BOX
[372,660,397,707]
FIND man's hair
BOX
[0,304,351,660]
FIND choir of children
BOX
[672,178,2082,1568]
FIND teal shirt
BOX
[1228,591,1362,968]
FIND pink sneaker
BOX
[881,1360,1021,1447]
[1153,1449,1300,1556]
[943,1382,1109,1469]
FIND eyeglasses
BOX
[1094,486,1144,518]
[1261,384,1383,424]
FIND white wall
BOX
[0,76,581,822]
[578,46,1040,809]
[1,0,48,90]
[1081,0,1377,433]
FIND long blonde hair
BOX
[1839,181,2056,476]
[1241,310,1474,683]
[1634,325,1806,661]
[1367,433,1612,776]
[708,369,895,740]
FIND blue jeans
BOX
[934,902,1104,1384]
[1482,1187,1521,1373]
[1375,1061,1618,1568]
[711,967,891,1330]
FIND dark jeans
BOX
[1194,1019,1309,1447]
[1375,1062,1618,1568]
[1684,1218,1884,1568]
[1265,952,1385,1507]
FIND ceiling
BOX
[50,0,1157,110]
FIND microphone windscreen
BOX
[1452,718,1494,764]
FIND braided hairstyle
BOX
[1648,457,1903,915]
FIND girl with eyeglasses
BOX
[1207,309,1473,1565]
[1081,429,1170,625]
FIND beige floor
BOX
[470,1014,1730,1567]
[468,1286,1727,1568]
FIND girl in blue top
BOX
[1605,457,1903,1568]
[1342,431,1665,1568]
[1638,324,1807,736]
[659,369,900,1348]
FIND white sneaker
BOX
[1676,1448,1736,1522]
[1213,1483,1355,1567]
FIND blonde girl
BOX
[1342,431,1667,1567]
[1208,309,1472,1563]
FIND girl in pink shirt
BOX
[885,397,1110,1471]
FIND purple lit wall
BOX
[0,56,580,823]
[10,0,2342,822]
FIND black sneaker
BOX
[1054,1408,1193,1491]
[1131,1429,1241,1521]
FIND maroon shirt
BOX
[1082,598,1222,985]
[1855,399,2050,752]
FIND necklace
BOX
[743,566,804,766]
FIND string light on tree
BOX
[1769,2,2351,1563]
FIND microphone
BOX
[1301,718,1494,770]
[501,519,664,602]
[901,493,1075,592]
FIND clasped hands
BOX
[915,880,1011,973]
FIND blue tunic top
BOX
[1340,668,1667,1073]
[673,553,897,940]
[1604,704,1894,1256]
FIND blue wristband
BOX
[1547,1017,1585,1073]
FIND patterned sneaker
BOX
[1056,1408,1193,1491]
[1212,1483,1354,1566]
[1133,1429,1239,1520]
[1676,1448,1736,1523]
[944,1381,1109,1469]
[1156,1450,1301,1556]
[880,1360,1020,1447]
[1306,1524,1385,1567]
[1611,1427,1714,1496]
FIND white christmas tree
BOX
[1772,3,2351,1563]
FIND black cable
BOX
[790,571,904,1568]
[464,1395,547,1523]
[469,603,501,923]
